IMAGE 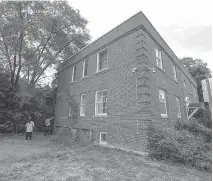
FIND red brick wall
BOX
[55,26,152,151]
[55,13,199,152]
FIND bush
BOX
[148,123,212,171]
[175,119,212,142]
[50,128,74,146]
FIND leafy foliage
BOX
[180,57,211,102]
[175,119,212,142]
[0,71,21,133]
[50,127,74,146]
[148,121,212,171]
[0,71,57,133]
[0,1,90,87]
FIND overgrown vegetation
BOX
[148,120,212,171]
[0,1,91,134]
[180,57,211,103]
[0,71,56,134]
[51,128,74,146]
[0,135,211,181]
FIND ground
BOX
[0,134,211,181]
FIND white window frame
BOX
[68,106,72,117]
[173,65,177,82]
[97,48,108,72]
[194,87,197,97]
[82,59,88,78]
[183,80,186,87]
[80,94,86,116]
[71,65,76,82]
[176,97,181,118]
[190,84,193,95]
[95,89,108,116]
[100,132,107,144]
[159,89,168,117]
[155,48,163,70]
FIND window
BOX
[159,89,167,117]
[100,132,107,144]
[68,106,72,117]
[156,48,163,70]
[172,65,177,82]
[183,80,186,87]
[176,97,181,118]
[190,84,193,95]
[80,94,86,116]
[95,90,107,116]
[72,66,76,82]
[194,87,197,97]
[82,59,88,78]
[97,49,108,72]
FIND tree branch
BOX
[15,3,24,86]
[0,29,12,75]
[55,39,73,57]
[11,53,17,84]
[15,32,24,86]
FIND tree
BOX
[180,57,212,127]
[0,1,90,87]
[180,57,212,102]
[0,71,21,133]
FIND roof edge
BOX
[63,11,143,65]
[138,11,197,86]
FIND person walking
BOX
[25,116,34,144]
[44,117,51,136]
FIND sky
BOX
[67,0,212,71]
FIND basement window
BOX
[100,132,107,144]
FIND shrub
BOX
[50,128,74,146]
[148,124,212,171]
[175,119,212,142]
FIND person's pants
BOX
[44,126,50,136]
[26,132,32,140]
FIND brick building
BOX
[55,11,198,152]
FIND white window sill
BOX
[161,115,168,118]
[157,67,165,73]
[93,114,108,117]
[95,68,109,75]
[100,142,107,145]
[80,115,85,117]
[81,76,89,80]
[174,79,178,83]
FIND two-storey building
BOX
[55,11,198,152]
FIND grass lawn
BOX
[0,134,211,181]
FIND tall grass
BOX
[148,120,212,171]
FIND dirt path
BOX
[0,134,60,161]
